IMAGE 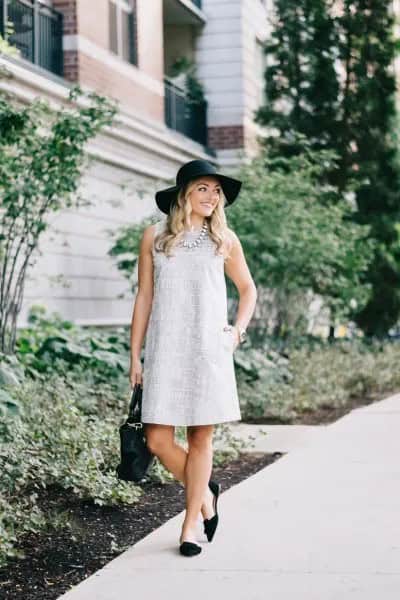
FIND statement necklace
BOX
[179,222,208,249]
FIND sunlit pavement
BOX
[58,393,400,600]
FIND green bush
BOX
[237,337,400,422]
[16,305,130,385]
[0,307,248,566]
[0,375,142,566]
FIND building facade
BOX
[0,0,270,326]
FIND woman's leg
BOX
[180,425,214,543]
[145,423,185,478]
[145,424,215,522]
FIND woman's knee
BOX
[187,425,214,452]
[145,424,174,456]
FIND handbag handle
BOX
[127,383,143,422]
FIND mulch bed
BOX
[0,451,282,600]
[243,391,387,426]
[295,394,379,425]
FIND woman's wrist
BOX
[233,323,247,344]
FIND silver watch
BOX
[236,325,247,344]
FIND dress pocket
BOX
[221,325,235,353]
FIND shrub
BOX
[0,375,141,566]
[0,83,116,354]
[0,308,249,565]
[238,337,400,422]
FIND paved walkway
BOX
[227,422,323,453]
[59,393,400,600]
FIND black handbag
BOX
[116,383,154,483]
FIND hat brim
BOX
[155,185,181,214]
[155,174,242,215]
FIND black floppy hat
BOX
[155,159,242,215]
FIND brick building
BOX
[0,0,270,325]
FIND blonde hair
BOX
[154,177,234,260]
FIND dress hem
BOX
[141,416,242,426]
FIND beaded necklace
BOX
[178,222,209,249]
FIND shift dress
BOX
[141,218,242,426]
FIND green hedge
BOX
[0,307,246,566]
[0,375,141,565]
[236,337,400,422]
[4,306,398,565]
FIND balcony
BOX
[0,0,63,77]
[163,0,206,26]
[164,76,208,147]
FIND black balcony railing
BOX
[164,77,208,147]
[0,0,63,77]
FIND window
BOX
[108,0,137,65]
[255,38,268,107]
[1,0,63,76]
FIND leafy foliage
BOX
[338,1,400,335]
[237,336,400,422]
[255,0,400,336]
[229,148,374,334]
[0,32,20,58]
[0,84,116,354]
[0,307,247,566]
[16,305,130,390]
[0,375,142,566]
[255,0,340,157]
[108,216,156,294]
[169,56,206,104]
[109,148,373,335]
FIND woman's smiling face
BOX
[188,176,222,217]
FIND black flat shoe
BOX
[203,479,221,542]
[179,541,202,556]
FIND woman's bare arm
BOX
[224,230,258,342]
[129,223,156,386]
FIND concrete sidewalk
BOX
[59,393,400,600]
[228,422,324,453]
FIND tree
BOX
[256,0,400,336]
[110,147,374,338]
[228,147,373,337]
[338,0,400,336]
[0,83,116,354]
[255,0,340,158]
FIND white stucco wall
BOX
[1,0,272,327]
[0,56,215,328]
[194,0,270,162]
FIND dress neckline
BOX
[183,223,208,234]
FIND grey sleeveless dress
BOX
[141,218,241,426]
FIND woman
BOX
[129,159,257,557]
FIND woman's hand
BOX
[129,357,143,388]
[231,325,240,352]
